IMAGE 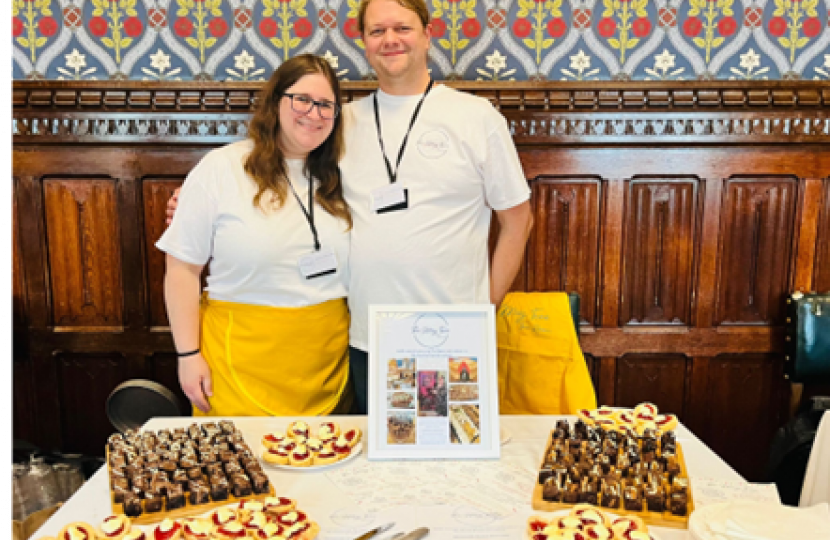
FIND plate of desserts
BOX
[260,420,363,471]
[527,506,664,540]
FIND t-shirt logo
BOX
[417,129,450,159]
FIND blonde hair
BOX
[357,0,430,34]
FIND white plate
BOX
[531,509,665,540]
[261,442,363,472]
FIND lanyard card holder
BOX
[299,246,338,280]
[371,184,409,214]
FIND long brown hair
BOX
[245,54,351,227]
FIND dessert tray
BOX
[260,420,362,469]
[527,507,663,539]
[264,443,363,472]
[105,420,275,525]
[531,404,693,530]
[41,496,319,540]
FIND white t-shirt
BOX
[156,139,350,307]
[341,84,530,350]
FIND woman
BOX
[156,54,352,416]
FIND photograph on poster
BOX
[387,391,416,410]
[417,370,448,417]
[387,358,417,390]
[387,412,417,444]
[448,384,479,401]
[449,357,478,382]
[449,405,481,444]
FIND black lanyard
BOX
[286,174,320,251]
[373,79,434,184]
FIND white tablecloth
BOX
[801,411,830,507]
[31,416,744,540]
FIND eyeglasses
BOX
[283,93,340,119]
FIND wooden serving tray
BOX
[110,480,276,525]
[531,433,694,529]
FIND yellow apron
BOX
[497,292,597,414]
[195,296,351,417]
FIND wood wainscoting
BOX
[12,81,830,480]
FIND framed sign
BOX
[367,305,500,460]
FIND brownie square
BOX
[250,471,270,494]
[166,483,186,511]
[123,494,143,517]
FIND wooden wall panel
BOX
[44,179,123,328]
[12,81,830,481]
[815,179,830,292]
[703,354,784,480]
[717,177,798,325]
[13,186,26,331]
[143,179,185,327]
[57,353,128,456]
[621,179,698,326]
[614,354,688,416]
[526,178,601,325]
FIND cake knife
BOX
[395,527,430,540]
[353,522,395,540]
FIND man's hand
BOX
[166,188,181,225]
[178,352,213,413]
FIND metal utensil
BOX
[397,527,430,540]
[353,522,395,540]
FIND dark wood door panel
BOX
[614,354,688,417]
[143,179,186,327]
[44,178,123,328]
[717,177,798,325]
[13,186,26,328]
[526,177,601,325]
[703,353,784,481]
[57,353,129,456]
[815,179,830,292]
[621,178,699,326]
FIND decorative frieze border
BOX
[13,81,830,144]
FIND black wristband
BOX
[177,348,200,358]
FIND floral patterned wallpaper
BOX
[11,0,830,81]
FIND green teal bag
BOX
[786,292,830,383]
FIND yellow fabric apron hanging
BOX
[497,292,597,414]
[194,296,351,417]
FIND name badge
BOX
[371,184,409,214]
[298,247,338,280]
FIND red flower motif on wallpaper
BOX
[259,18,278,38]
[209,17,227,37]
[598,17,617,37]
[37,15,57,36]
[89,16,108,37]
[124,16,143,38]
[802,17,821,37]
[13,17,24,37]
[430,18,446,38]
[513,18,532,38]
[717,16,736,36]
[632,17,651,37]
[547,17,567,37]
[683,16,703,37]
[343,18,360,38]
[294,17,312,38]
[431,0,480,66]
[174,17,194,37]
[462,18,480,38]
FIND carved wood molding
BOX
[12,81,830,145]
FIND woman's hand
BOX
[178,353,213,413]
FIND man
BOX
[343,0,533,413]
[168,0,533,414]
